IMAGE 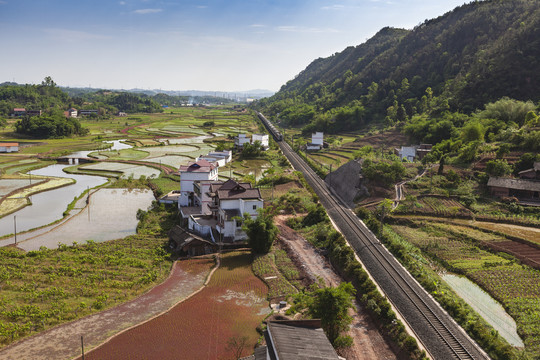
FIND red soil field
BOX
[81,251,269,360]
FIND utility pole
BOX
[81,335,85,360]
[13,216,17,245]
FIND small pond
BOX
[442,274,524,347]
[17,188,154,251]
[0,164,108,237]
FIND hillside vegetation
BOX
[253,0,540,132]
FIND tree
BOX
[485,159,512,177]
[308,282,356,347]
[225,335,249,360]
[243,210,278,254]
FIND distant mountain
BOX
[253,0,540,129]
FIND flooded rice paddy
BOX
[0,164,108,237]
[16,188,154,251]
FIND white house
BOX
[235,134,251,148]
[306,132,324,150]
[196,150,232,168]
[187,179,263,242]
[394,144,432,162]
[396,146,417,162]
[67,108,78,118]
[252,134,269,149]
[0,143,19,153]
[213,179,263,241]
[178,159,218,207]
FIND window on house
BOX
[253,205,257,210]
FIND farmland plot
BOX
[81,162,160,179]
[391,224,540,357]
[142,144,213,159]
[83,251,270,360]
[442,274,523,347]
[139,155,192,167]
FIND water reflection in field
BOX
[0,164,108,236]
[442,274,523,347]
[17,188,154,251]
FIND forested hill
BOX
[253,0,540,132]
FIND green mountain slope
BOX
[254,0,540,129]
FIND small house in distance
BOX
[196,150,232,168]
[0,142,19,153]
[395,144,432,161]
[244,319,341,360]
[488,162,540,205]
[235,134,251,148]
[65,108,78,118]
[13,108,26,117]
[252,134,269,149]
[306,132,324,151]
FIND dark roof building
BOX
[488,176,540,203]
[168,225,218,256]
[211,179,262,201]
[243,320,341,360]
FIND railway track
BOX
[267,125,489,359]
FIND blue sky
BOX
[0,0,467,92]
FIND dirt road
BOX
[275,216,397,360]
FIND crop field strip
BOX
[277,139,487,360]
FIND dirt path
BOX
[0,258,214,360]
[275,216,397,360]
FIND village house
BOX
[26,110,42,117]
[244,320,340,360]
[0,142,19,153]
[395,144,432,161]
[488,162,540,204]
[65,108,78,118]
[196,150,232,168]
[79,109,99,116]
[184,179,263,242]
[167,225,218,256]
[306,132,324,151]
[235,133,251,148]
[518,162,540,180]
[252,133,269,149]
[178,159,218,207]
[12,108,26,117]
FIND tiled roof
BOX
[488,177,540,191]
[266,320,340,360]
[0,143,19,147]
[216,180,261,200]
[179,159,216,173]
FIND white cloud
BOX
[249,24,266,28]
[0,1,7,4]
[133,8,163,14]
[196,5,208,9]
[119,1,126,5]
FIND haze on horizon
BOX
[1,0,467,93]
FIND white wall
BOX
[312,132,324,146]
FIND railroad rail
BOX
[257,112,488,359]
